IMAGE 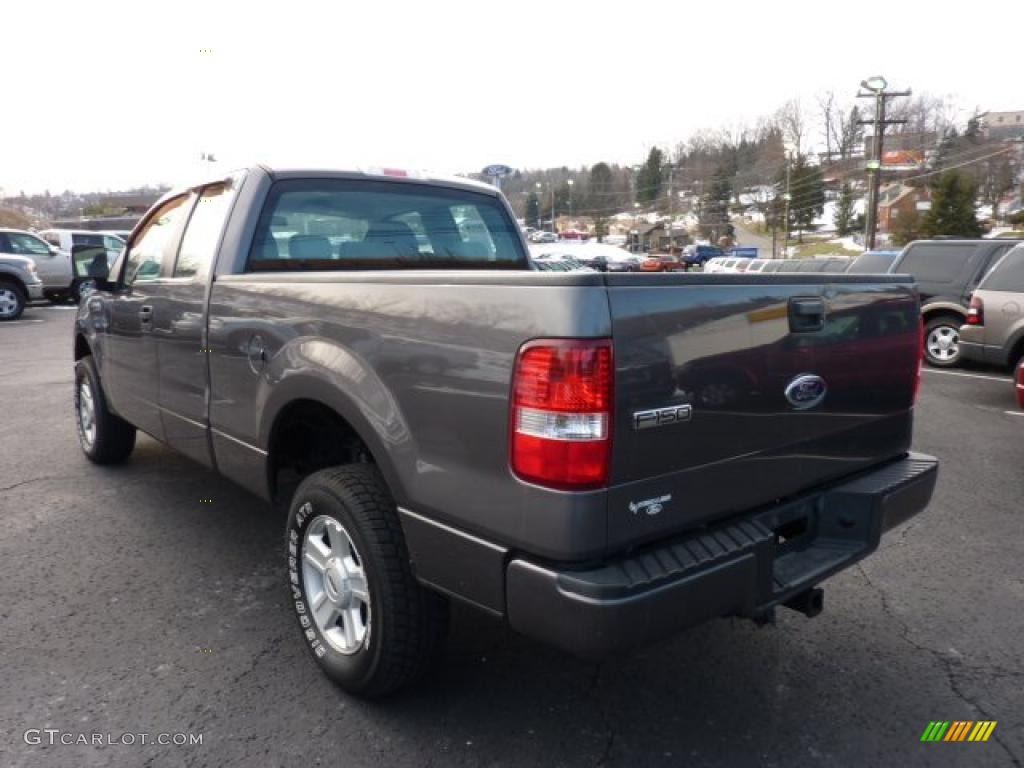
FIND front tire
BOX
[286,465,448,697]
[75,356,136,463]
[924,316,963,368]
[0,280,26,321]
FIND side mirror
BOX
[48,246,59,257]
[71,244,112,281]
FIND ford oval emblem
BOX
[784,374,827,410]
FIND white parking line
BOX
[0,319,45,325]
[922,369,1011,383]
[1004,410,1024,417]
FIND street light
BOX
[534,182,543,230]
[567,179,574,221]
[860,76,888,93]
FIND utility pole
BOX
[857,76,911,249]
[782,155,792,258]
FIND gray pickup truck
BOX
[74,166,938,696]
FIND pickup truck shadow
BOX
[107,439,954,766]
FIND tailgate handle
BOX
[789,298,826,332]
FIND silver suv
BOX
[960,244,1024,369]
[0,232,46,320]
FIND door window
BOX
[6,232,52,256]
[123,197,189,284]
[173,182,237,279]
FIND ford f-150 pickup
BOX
[73,165,938,696]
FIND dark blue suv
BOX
[682,245,725,268]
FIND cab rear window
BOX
[247,179,528,271]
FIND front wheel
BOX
[924,316,963,368]
[75,356,137,463]
[286,465,448,697]
[0,281,26,321]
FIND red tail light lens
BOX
[966,295,984,326]
[511,339,613,489]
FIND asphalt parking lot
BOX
[1,305,1022,768]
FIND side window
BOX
[72,233,104,247]
[173,182,237,279]
[8,233,52,256]
[980,249,1024,292]
[123,197,189,285]
[104,236,125,252]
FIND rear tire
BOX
[286,465,448,697]
[924,315,963,368]
[0,280,26,321]
[74,356,136,463]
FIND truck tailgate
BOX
[605,273,920,551]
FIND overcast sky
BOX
[2,0,1020,194]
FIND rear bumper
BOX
[506,452,938,658]
[959,340,1008,367]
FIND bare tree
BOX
[817,91,838,158]
[776,99,805,155]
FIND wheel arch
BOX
[921,302,966,325]
[262,385,407,508]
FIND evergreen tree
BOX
[587,162,615,215]
[923,171,983,238]
[701,167,733,241]
[525,192,540,228]
[834,181,855,236]
[892,209,924,246]
[789,156,825,242]
[635,147,664,205]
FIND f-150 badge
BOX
[633,404,692,431]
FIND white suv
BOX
[37,229,124,301]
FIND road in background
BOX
[1,307,1021,767]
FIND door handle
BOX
[788,298,826,333]
[139,305,153,323]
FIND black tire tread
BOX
[0,279,26,321]
[75,356,136,464]
[296,465,447,697]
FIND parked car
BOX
[640,254,684,272]
[535,242,641,272]
[959,244,1024,370]
[889,239,1022,367]
[73,165,936,696]
[530,253,594,272]
[1,228,64,303]
[529,231,558,243]
[1017,359,1024,409]
[846,250,901,274]
[681,244,724,268]
[0,240,45,320]
[39,229,124,265]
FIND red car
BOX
[1016,359,1024,409]
[639,255,684,272]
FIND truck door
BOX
[152,181,239,467]
[104,195,190,440]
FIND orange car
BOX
[639,255,684,272]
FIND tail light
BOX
[966,295,984,325]
[511,339,613,489]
